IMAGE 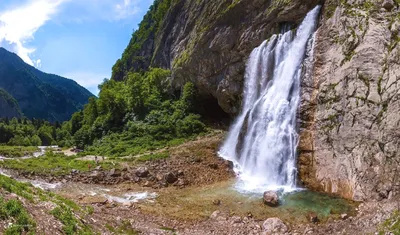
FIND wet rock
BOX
[263,191,279,207]
[262,218,288,234]
[382,0,395,11]
[308,212,319,223]
[164,172,178,184]
[135,167,149,178]
[224,160,234,169]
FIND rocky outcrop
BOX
[298,0,400,201]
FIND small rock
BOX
[164,172,178,184]
[208,163,219,169]
[108,168,121,177]
[231,216,242,224]
[382,0,395,11]
[135,167,149,178]
[213,199,221,206]
[341,214,348,220]
[262,218,288,234]
[263,191,279,207]
[308,212,319,223]
[143,181,152,187]
[210,210,221,219]
[95,166,102,170]
[71,169,80,174]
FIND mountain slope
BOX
[0,88,22,118]
[0,48,94,122]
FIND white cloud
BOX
[0,0,66,66]
[115,0,141,20]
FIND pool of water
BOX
[142,180,358,223]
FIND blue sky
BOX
[0,0,154,94]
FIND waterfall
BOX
[219,6,320,193]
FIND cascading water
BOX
[219,6,320,193]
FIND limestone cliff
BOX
[114,0,400,201]
[299,0,400,201]
[112,0,320,114]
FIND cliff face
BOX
[114,0,400,201]
[299,0,400,201]
[113,0,320,115]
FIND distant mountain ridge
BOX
[0,47,94,122]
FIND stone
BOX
[382,0,395,11]
[263,191,279,207]
[135,167,149,178]
[231,216,242,224]
[164,172,178,184]
[213,199,221,206]
[341,214,348,220]
[210,210,221,219]
[308,212,318,223]
[262,218,288,234]
[108,168,121,177]
[71,169,80,174]
[95,166,102,170]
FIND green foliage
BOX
[0,88,22,118]
[0,118,68,147]
[111,0,174,81]
[0,152,115,176]
[70,68,205,156]
[0,197,36,234]
[0,146,38,158]
[379,210,400,235]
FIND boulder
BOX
[262,218,288,234]
[382,0,395,11]
[164,172,178,184]
[263,191,279,207]
[108,168,121,177]
[308,212,318,223]
[135,167,149,178]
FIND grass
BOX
[105,220,139,235]
[81,131,192,158]
[0,174,95,234]
[0,152,117,176]
[379,210,400,235]
[0,146,38,158]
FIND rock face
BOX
[263,191,279,207]
[298,0,400,201]
[262,218,288,234]
[114,0,400,202]
[113,0,320,115]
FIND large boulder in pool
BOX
[262,217,288,234]
[263,191,279,207]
